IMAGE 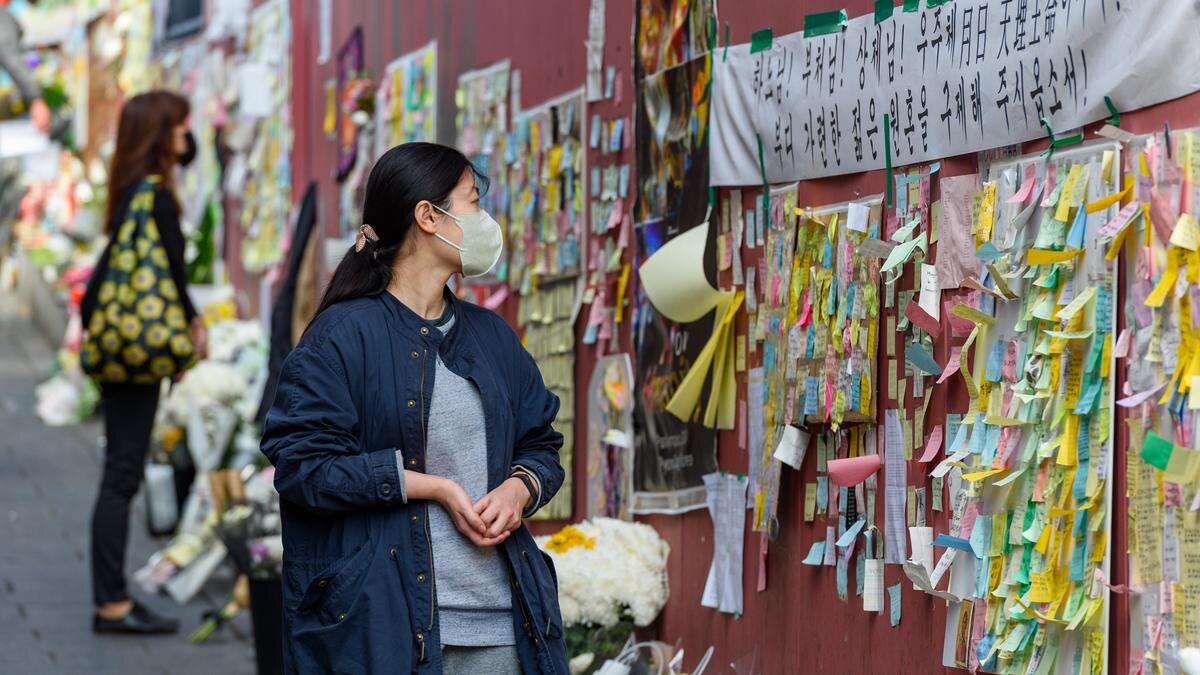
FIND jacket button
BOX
[419,326,430,335]
[408,458,417,467]
[389,547,397,558]
[407,399,416,408]
[337,613,347,622]
[410,350,419,359]
[417,574,426,582]
[380,483,392,496]
[411,514,418,523]
[317,579,328,588]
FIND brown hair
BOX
[105,90,190,234]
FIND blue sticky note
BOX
[590,166,601,196]
[945,414,963,449]
[969,513,991,559]
[610,118,624,152]
[985,340,1005,382]
[589,114,601,149]
[947,420,968,456]
[816,476,829,514]
[802,541,826,565]
[888,583,902,627]
[1067,201,1087,249]
[850,374,861,412]
[932,534,973,552]
[975,241,1002,262]
[804,376,819,415]
[969,424,986,455]
[837,517,865,547]
[856,554,865,596]
[618,164,631,199]
[905,342,944,376]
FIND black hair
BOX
[312,142,488,319]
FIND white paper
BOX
[773,425,809,469]
[847,201,870,233]
[316,0,331,64]
[711,1,1200,184]
[863,559,884,612]
[238,62,273,118]
[884,409,908,564]
[701,473,749,615]
[919,264,941,321]
[0,119,50,158]
[909,526,935,588]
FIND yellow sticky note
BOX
[962,468,1004,483]
[1056,165,1081,222]
[1171,213,1200,252]
[1055,286,1096,321]
[736,335,747,372]
[907,486,917,525]
[1027,248,1083,265]
[804,483,817,521]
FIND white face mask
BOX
[433,204,504,278]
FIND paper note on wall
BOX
[638,223,721,322]
[936,174,981,290]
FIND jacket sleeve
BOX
[508,340,565,516]
[260,342,405,515]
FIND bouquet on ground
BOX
[536,518,670,673]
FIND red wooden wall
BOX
[285,1,1200,672]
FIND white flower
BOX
[537,518,671,629]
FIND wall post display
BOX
[631,0,718,515]
[585,354,636,520]
[1122,128,1200,674]
[374,40,437,158]
[456,60,512,284]
[710,1,1200,184]
[510,89,587,520]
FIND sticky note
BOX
[802,541,826,565]
[888,583,902,626]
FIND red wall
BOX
[286,2,1200,673]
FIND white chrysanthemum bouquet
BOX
[536,518,670,670]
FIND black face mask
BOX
[178,131,197,168]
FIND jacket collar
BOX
[379,287,468,360]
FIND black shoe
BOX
[93,602,180,635]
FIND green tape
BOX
[750,28,773,54]
[803,10,848,37]
[927,0,953,6]
[1051,131,1083,149]
[708,15,717,51]
[755,133,770,226]
[723,22,730,61]
[884,113,894,207]
[1104,96,1120,126]
[903,0,920,11]
[708,186,716,207]
[874,0,894,22]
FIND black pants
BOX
[90,382,159,606]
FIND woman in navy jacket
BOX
[261,143,568,674]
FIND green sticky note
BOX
[874,0,894,22]
[1142,432,1174,471]
[803,10,848,37]
[883,113,894,206]
[750,28,773,54]
[903,0,920,11]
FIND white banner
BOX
[711,0,1200,185]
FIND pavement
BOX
[0,289,257,674]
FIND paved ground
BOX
[0,290,257,674]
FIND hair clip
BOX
[355,224,379,253]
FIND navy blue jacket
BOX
[261,291,568,674]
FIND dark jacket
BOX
[260,290,568,674]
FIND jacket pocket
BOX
[292,538,375,627]
[519,546,564,641]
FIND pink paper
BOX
[827,454,883,487]
[904,300,940,336]
[483,285,509,310]
[770,274,782,304]
[618,212,631,249]
[597,312,613,340]
[606,198,625,231]
[935,174,981,290]
[586,289,607,327]
[1116,383,1167,408]
[622,116,633,148]
[824,378,835,421]
[1131,280,1154,327]
[1114,328,1132,358]
[936,347,963,384]
[918,425,944,463]
[1040,163,1057,208]
[945,300,974,336]
[1097,201,1140,239]
[1007,164,1037,204]
[798,291,813,327]
[614,75,623,106]
[1150,189,1177,243]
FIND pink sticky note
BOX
[918,425,944,463]
[1116,383,1167,408]
[824,378,835,421]
[598,312,613,340]
[623,116,633,149]
[618,212,631,249]
[757,532,769,592]
[614,75,623,106]
[770,274,782,304]
[1007,164,1037,204]
[904,300,940,336]
[1150,189,1177,243]
[936,347,963,384]
[1040,163,1058,208]
[799,291,813,327]
[1114,328,1132,358]
[827,454,883,487]
[483,285,509,310]
[606,198,624,231]
[586,290,607,327]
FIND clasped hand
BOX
[436,476,530,547]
